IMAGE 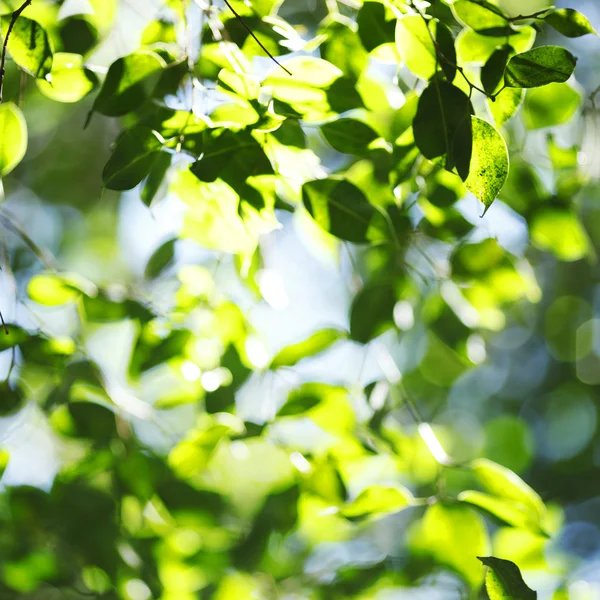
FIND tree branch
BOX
[0,0,33,103]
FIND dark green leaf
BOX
[145,238,176,279]
[321,119,379,155]
[413,80,473,179]
[58,16,99,56]
[141,150,171,207]
[2,15,53,78]
[357,2,395,52]
[505,46,577,88]
[92,51,166,117]
[102,127,163,191]
[477,557,537,599]
[350,281,397,343]
[544,8,597,38]
[270,329,346,369]
[277,386,323,417]
[437,22,457,82]
[302,178,376,243]
[481,45,512,95]
[0,324,27,351]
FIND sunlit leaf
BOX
[505,46,577,88]
[523,82,581,129]
[2,15,53,78]
[0,102,27,176]
[395,15,437,80]
[488,86,523,126]
[530,208,590,261]
[37,52,98,102]
[453,0,515,36]
[463,117,509,215]
[342,485,413,519]
[457,27,536,64]
[544,8,597,38]
[478,556,537,599]
[270,329,346,369]
[140,150,171,207]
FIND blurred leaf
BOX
[91,50,166,117]
[57,16,99,56]
[530,208,590,261]
[28,274,83,306]
[302,178,376,243]
[350,280,397,343]
[37,52,98,103]
[140,150,171,207]
[0,448,8,478]
[270,328,346,369]
[478,556,537,599]
[523,82,581,129]
[321,119,379,155]
[544,8,597,38]
[463,117,509,215]
[357,2,395,52]
[547,135,578,170]
[102,127,163,191]
[2,15,53,78]
[341,485,413,519]
[0,102,27,176]
[145,238,176,279]
[0,324,27,350]
[505,46,577,88]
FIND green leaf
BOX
[457,27,536,64]
[437,22,457,82]
[302,178,376,244]
[0,102,27,176]
[0,325,27,351]
[321,119,379,155]
[530,208,590,261]
[470,458,546,524]
[321,21,369,79]
[523,82,581,130]
[547,134,578,170]
[453,0,515,36]
[270,329,346,369]
[412,503,490,588]
[350,280,397,343]
[505,46,577,88]
[413,80,473,179]
[145,238,176,279]
[37,53,98,103]
[544,8,597,38]
[2,15,53,79]
[463,117,509,215]
[92,51,166,117]
[0,449,8,478]
[102,127,163,191]
[481,45,512,95]
[458,490,547,533]
[478,557,537,599]
[395,15,437,80]
[140,150,171,207]
[341,485,413,519]
[488,86,523,126]
[28,274,81,306]
[277,385,324,417]
[357,2,396,52]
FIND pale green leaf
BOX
[270,329,347,369]
[342,485,413,519]
[0,102,27,176]
[488,86,523,126]
[395,15,437,80]
[37,53,98,103]
[523,82,581,130]
[2,15,53,78]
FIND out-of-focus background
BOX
[1,0,600,598]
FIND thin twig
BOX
[222,0,292,76]
[0,0,33,103]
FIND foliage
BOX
[0,0,597,598]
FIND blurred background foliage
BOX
[0,0,598,598]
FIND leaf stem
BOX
[0,0,33,103]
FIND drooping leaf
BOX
[481,45,512,95]
[544,8,597,38]
[478,557,537,600]
[413,80,473,178]
[341,485,413,520]
[302,178,376,244]
[2,15,53,79]
[140,150,171,207]
[270,329,346,369]
[102,127,163,191]
[452,0,516,36]
[321,119,379,155]
[0,102,27,176]
[463,117,509,215]
[37,52,98,103]
[522,82,581,129]
[91,51,166,117]
[395,15,437,80]
[505,46,577,88]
